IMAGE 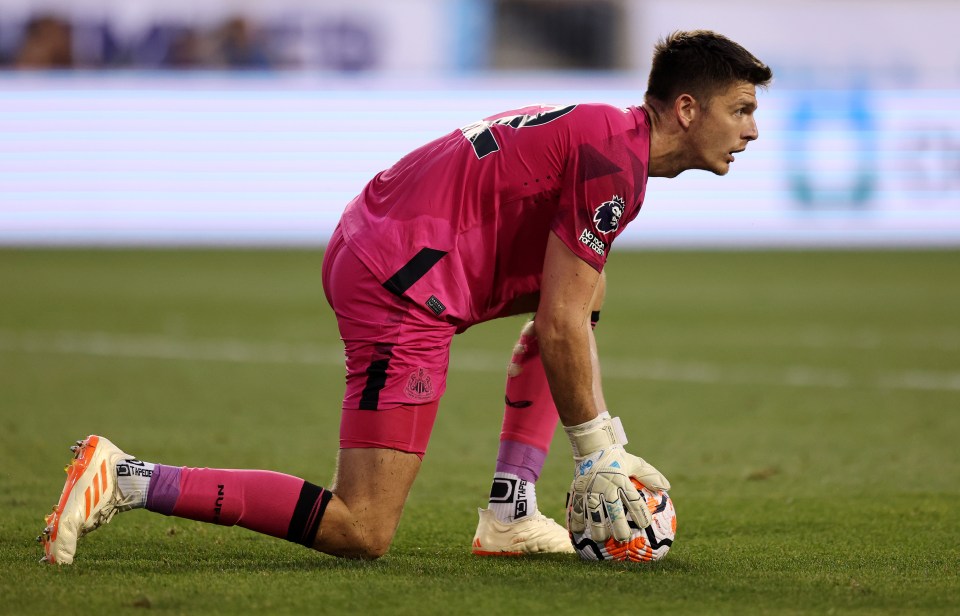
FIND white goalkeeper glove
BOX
[565,414,670,542]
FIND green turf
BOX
[1,249,958,615]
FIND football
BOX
[567,478,676,562]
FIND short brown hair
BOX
[645,30,772,105]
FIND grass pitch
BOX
[1,249,958,615]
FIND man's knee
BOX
[354,525,397,559]
[320,448,420,559]
[507,320,540,377]
[316,494,398,559]
[336,524,394,560]
[519,319,536,339]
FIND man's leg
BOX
[317,447,421,557]
[147,447,424,560]
[41,225,450,564]
[39,435,423,564]
[472,274,606,556]
[312,222,448,557]
[138,393,437,562]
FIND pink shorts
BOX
[322,226,455,456]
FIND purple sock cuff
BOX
[496,440,547,482]
[145,464,182,515]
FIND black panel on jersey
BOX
[382,248,448,296]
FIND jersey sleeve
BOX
[551,135,638,272]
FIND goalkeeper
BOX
[39,30,772,563]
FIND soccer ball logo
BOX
[567,478,676,562]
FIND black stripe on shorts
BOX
[359,345,393,410]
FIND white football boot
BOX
[471,507,575,556]
[38,435,137,564]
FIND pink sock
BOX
[146,466,331,546]
[497,314,601,479]
[498,324,559,480]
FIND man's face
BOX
[690,81,759,175]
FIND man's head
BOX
[646,30,772,108]
[644,30,773,177]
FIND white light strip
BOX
[3,330,959,393]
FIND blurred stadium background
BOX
[2,0,958,248]
[3,3,960,611]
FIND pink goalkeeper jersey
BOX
[339,103,651,328]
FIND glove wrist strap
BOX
[565,415,628,457]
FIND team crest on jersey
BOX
[593,195,625,235]
[404,368,434,401]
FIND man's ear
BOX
[675,93,698,130]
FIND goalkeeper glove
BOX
[565,414,670,542]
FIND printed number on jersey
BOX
[460,105,577,159]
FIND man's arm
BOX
[538,231,670,541]
[534,231,601,427]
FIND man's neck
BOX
[642,101,687,179]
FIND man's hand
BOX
[566,415,670,542]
